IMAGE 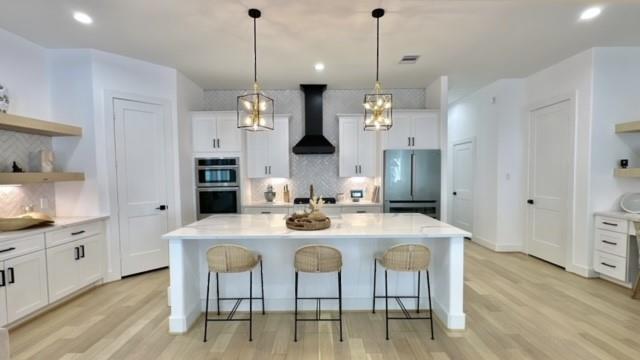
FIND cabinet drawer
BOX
[0,234,45,261]
[46,221,103,248]
[595,229,628,257]
[595,216,627,234]
[594,251,627,281]
[342,206,382,214]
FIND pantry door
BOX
[526,99,572,267]
[114,98,169,276]
[451,139,474,233]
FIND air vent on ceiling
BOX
[399,55,420,64]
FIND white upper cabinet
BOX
[246,116,290,178]
[338,116,377,177]
[192,111,242,153]
[382,110,440,150]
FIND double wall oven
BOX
[195,157,240,219]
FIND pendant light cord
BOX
[376,17,380,82]
[253,17,258,84]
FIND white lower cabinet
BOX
[47,234,104,303]
[3,251,49,323]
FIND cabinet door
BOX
[5,251,48,322]
[383,114,412,150]
[0,265,6,326]
[192,113,217,152]
[246,131,270,178]
[47,242,81,302]
[267,117,290,178]
[80,235,104,286]
[412,112,440,149]
[216,113,242,152]
[357,125,377,177]
[339,117,359,177]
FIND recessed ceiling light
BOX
[73,11,93,25]
[314,63,325,72]
[579,6,602,21]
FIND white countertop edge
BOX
[164,232,470,240]
[594,211,640,221]
[0,215,110,242]
[243,202,382,208]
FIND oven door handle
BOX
[197,187,240,192]
[197,165,239,170]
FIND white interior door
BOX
[114,98,169,276]
[451,140,474,232]
[527,100,572,267]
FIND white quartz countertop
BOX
[163,213,470,240]
[243,200,382,208]
[0,216,109,242]
[594,210,640,221]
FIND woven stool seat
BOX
[294,245,342,273]
[377,244,431,272]
[207,244,261,273]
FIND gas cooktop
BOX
[293,197,337,205]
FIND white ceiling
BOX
[1,0,640,101]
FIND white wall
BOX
[448,79,525,250]
[0,29,49,119]
[176,72,203,225]
[426,76,450,222]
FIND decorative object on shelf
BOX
[307,196,328,221]
[620,192,640,214]
[11,161,23,173]
[237,8,274,131]
[0,211,54,232]
[283,184,291,203]
[351,189,364,202]
[620,159,629,169]
[264,184,276,202]
[0,84,8,113]
[363,8,392,131]
[29,150,55,173]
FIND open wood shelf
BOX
[0,113,82,137]
[614,168,640,178]
[0,172,85,185]
[615,121,640,134]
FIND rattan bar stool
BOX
[372,244,435,340]
[293,245,343,342]
[203,244,265,342]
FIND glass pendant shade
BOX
[364,82,392,131]
[237,83,274,131]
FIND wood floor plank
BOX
[8,241,640,359]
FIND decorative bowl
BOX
[620,193,640,213]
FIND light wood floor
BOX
[9,241,640,359]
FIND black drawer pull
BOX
[8,267,14,284]
[74,247,80,260]
[261,212,271,214]
[600,262,616,269]
[0,270,5,287]
[602,240,618,246]
[602,222,618,227]
[71,230,86,236]
[0,247,16,253]
[80,245,85,258]
[356,211,367,214]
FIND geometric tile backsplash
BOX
[0,129,56,217]
[204,88,426,202]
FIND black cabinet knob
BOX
[527,199,534,205]
[452,192,457,196]
[156,205,167,211]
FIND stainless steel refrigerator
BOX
[383,150,441,218]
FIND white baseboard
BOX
[471,236,498,251]
[566,263,599,278]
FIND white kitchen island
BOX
[162,213,470,333]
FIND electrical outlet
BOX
[40,197,49,210]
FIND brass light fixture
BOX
[237,8,274,131]
[363,8,392,131]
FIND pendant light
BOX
[363,8,392,131]
[237,8,274,131]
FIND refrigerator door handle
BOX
[410,153,415,197]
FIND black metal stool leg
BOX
[203,271,211,342]
[426,271,435,340]
[216,272,220,315]
[372,259,377,314]
[294,271,298,342]
[260,259,265,315]
[249,271,253,342]
[417,271,421,314]
[385,270,389,340]
[338,271,343,342]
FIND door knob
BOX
[453,192,457,196]
[527,199,534,205]
[156,205,167,211]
